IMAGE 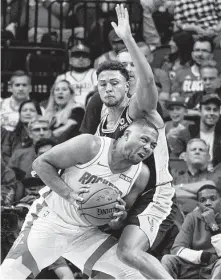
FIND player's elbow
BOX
[32,154,46,173]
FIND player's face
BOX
[168,106,185,124]
[200,103,220,127]
[10,76,31,102]
[198,189,221,214]
[124,126,158,164]
[192,41,213,66]
[53,81,72,107]
[117,52,136,84]
[201,68,219,94]
[98,70,129,107]
[20,102,38,124]
[186,141,209,167]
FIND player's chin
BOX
[104,101,118,107]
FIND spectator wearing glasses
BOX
[55,43,97,107]
[7,116,53,181]
[1,100,42,165]
[186,60,221,113]
[171,37,214,100]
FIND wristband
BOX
[209,224,221,236]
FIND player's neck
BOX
[106,97,129,120]
[108,141,132,174]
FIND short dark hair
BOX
[194,36,214,52]
[19,100,42,115]
[96,61,130,81]
[35,138,57,154]
[126,118,159,135]
[197,184,220,200]
[10,70,31,84]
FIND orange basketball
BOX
[77,183,120,226]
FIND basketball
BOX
[77,183,120,226]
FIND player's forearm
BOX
[32,156,72,200]
[123,35,158,109]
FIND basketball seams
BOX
[80,187,117,205]
[79,200,117,210]
[77,182,120,226]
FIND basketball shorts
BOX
[2,205,145,279]
[127,182,177,249]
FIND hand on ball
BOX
[113,197,127,221]
[67,185,90,209]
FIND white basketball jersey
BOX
[56,69,97,106]
[44,137,142,227]
[154,126,173,186]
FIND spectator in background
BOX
[8,116,53,182]
[138,41,170,98]
[171,37,214,100]
[0,71,32,131]
[165,96,190,136]
[162,31,194,80]
[19,138,57,205]
[94,29,125,69]
[1,157,24,206]
[167,94,221,170]
[55,43,97,107]
[187,60,221,112]
[171,139,212,185]
[140,0,164,48]
[44,80,84,143]
[1,100,42,165]
[171,138,221,214]
[161,183,221,279]
[173,0,221,39]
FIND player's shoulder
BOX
[77,134,102,153]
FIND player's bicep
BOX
[36,134,100,170]
[124,165,150,210]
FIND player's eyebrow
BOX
[99,78,120,82]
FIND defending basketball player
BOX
[94,4,176,279]
[1,119,172,279]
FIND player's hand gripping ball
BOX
[77,182,120,226]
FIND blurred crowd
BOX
[1,0,221,279]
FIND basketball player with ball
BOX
[1,118,172,279]
[1,5,173,279]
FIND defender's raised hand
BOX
[111,4,132,41]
